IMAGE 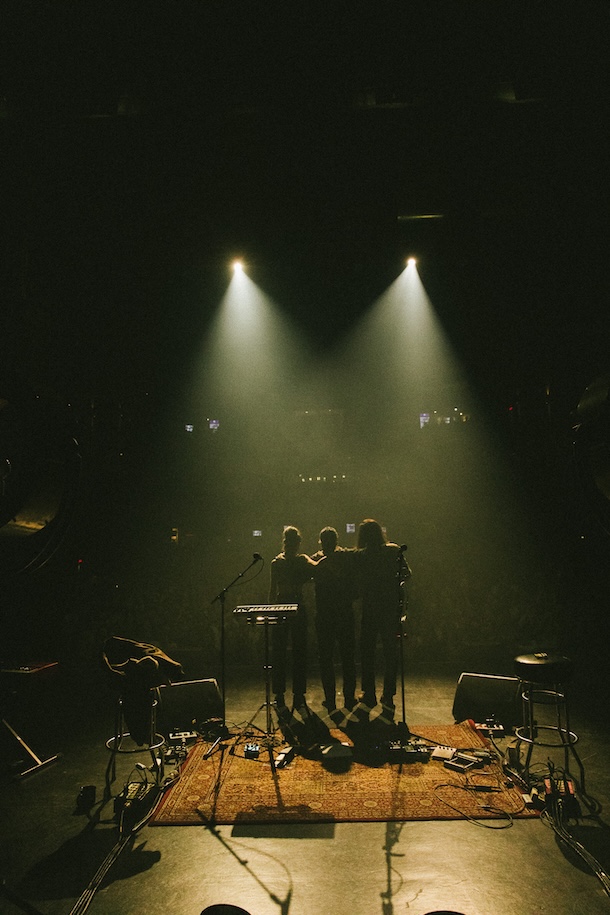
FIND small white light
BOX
[232,259,243,272]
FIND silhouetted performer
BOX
[355,519,411,711]
[268,526,314,708]
[311,527,357,712]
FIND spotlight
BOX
[406,257,417,267]
[232,259,243,273]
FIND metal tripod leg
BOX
[233,619,284,773]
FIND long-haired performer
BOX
[355,519,411,713]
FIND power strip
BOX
[114,780,158,817]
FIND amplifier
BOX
[157,678,223,735]
[452,672,521,729]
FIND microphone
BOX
[253,553,263,562]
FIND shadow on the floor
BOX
[274,701,415,773]
[231,821,334,838]
[17,824,160,900]
[555,823,610,876]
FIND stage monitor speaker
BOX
[157,679,223,735]
[452,672,521,728]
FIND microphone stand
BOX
[396,545,410,742]
[207,554,262,757]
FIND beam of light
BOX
[336,258,468,418]
[196,267,305,422]
[329,258,555,639]
[172,263,315,589]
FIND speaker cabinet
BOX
[157,679,223,734]
[452,672,521,728]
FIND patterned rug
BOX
[150,720,535,826]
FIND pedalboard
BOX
[114,780,159,819]
[387,740,430,762]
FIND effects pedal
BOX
[169,730,198,742]
[431,745,456,761]
[444,756,476,773]
[455,752,485,769]
[387,740,430,762]
[275,746,295,768]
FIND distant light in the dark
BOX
[232,259,244,273]
[397,214,444,221]
[185,423,194,433]
[406,257,417,267]
[253,530,262,537]
[298,473,347,484]
[208,418,220,431]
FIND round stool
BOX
[105,694,166,790]
[513,652,584,788]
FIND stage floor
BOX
[1,659,609,915]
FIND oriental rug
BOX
[150,721,535,826]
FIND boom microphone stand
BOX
[208,553,263,755]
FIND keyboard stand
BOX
[2,716,60,778]
[233,610,294,773]
[1,662,61,779]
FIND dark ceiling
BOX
[1,2,610,405]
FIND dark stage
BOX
[1,657,610,915]
[2,4,610,914]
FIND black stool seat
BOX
[514,652,574,684]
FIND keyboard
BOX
[233,604,298,623]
